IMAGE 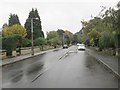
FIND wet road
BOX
[2,46,118,88]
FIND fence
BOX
[0,45,55,60]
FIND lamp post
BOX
[62,33,65,46]
[31,17,39,55]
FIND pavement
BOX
[0,47,61,67]
[86,47,120,79]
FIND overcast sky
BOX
[0,0,119,36]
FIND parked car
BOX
[78,44,85,50]
[63,44,68,49]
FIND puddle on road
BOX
[59,50,84,60]
[26,64,44,75]
[3,64,44,84]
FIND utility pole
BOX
[62,33,65,46]
[31,18,34,55]
[31,17,39,55]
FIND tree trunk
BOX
[6,49,12,56]
[18,46,21,55]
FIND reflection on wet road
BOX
[2,48,68,88]
[2,46,118,88]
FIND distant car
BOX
[77,43,80,46]
[63,44,68,49]
[78,44,85,50]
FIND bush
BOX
[34,37,47,50]
[2,35,17,56]
[99,31,114,49]
[21,38,31,47]
[34,37,47,46]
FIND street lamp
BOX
[62,32,65,46]
[31,17,39,55]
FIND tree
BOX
[73,34,78,44]
[24,8,44,39]
[9,14,21,26]
[50,38,60,48]
[81,2,119,56]
[81,18,101,45]
[73,30,83,44]
[88,29,100,46]
[102,5,120,55]
[3,24,27,56]
[99,31,114,49]
[2,35,18,56]
[34,37,47,50]
[21,38,31,47]
[3,24,27,37]
[47,31,61,48]
[64,30,73,46]
[57,29,65,45]
[47,31,58,39]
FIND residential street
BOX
[1,0,120,89]
[2,46,118,88]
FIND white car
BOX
[77,43,80,46]
[78,44,85,50]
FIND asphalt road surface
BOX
[2,46,118,88]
